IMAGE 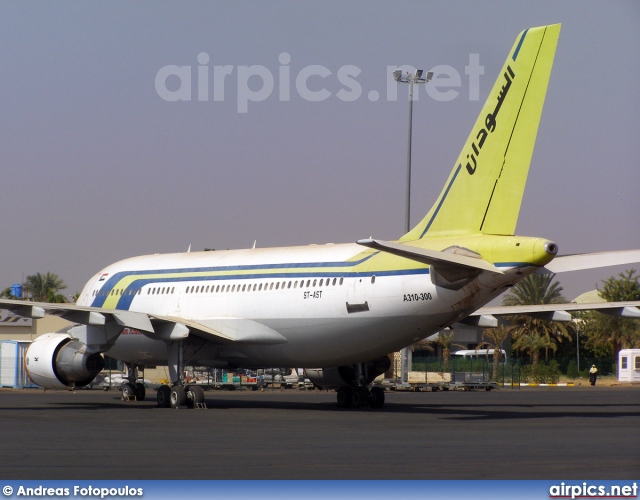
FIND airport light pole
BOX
[573,318,580,373]
[393,69,433,232]
[393,68,433,383]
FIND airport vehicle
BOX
[454,349,506,361]
[2,24,640,410]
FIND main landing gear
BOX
[156,384,206,409]
[156,340,207,409]
[335,361,387,409]
[336,385,385,409]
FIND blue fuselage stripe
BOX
[94,267,430,310]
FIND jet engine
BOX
[25,333,105,389]
[305,356,391,390]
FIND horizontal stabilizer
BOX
[357,238,503,274]
[540,250,640,274]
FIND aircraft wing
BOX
[540,250,640,273]
[465,301,640,327]
[0,299,286,346]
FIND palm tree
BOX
[583,269,640,358]
[502,273,571,357]
[24,272,68,303]
[432,330,465,373]
[476,325,511,381]
[512,333,557,374]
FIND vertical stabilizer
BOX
[401,24,561,241]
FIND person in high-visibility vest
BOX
[589,365,599,386]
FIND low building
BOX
[618,349,640,383]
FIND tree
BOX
[502,273,571,357]
[512,333,557,374]
[476,325,511,381]
[582,269,640,358]
[23,272,68,303]
[432,330,465,372]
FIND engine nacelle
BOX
[305,356,391,390]
[25,333,105,389]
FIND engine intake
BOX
[25,333,105,389]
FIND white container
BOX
[0,340,38,388]
[618,349,640,382]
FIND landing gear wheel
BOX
[369,386,385,409]
[121,382,136,400]
[135,382,146,401]
[336,386,353,408]
[351,388,367,407]
[170,385,187,408]
[157,385,171,408]
[186,385,205,408]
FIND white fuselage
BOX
[76,242,528,369]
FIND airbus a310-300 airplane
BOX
[2,24,640,409]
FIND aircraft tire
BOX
[336,386,353,408]
[135,382,146,401]
[186,385,205,408]
[369,386,385,409]
[351,388,369,408]
[157,385,171,408]
[170,385,187,408]
[121,382,136,400]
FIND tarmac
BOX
[0,385,638,480]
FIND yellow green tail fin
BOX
[401,24,561,241]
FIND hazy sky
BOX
[1,1,638,301]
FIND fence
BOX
[411,354,617,386]
[411,354,522,388]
